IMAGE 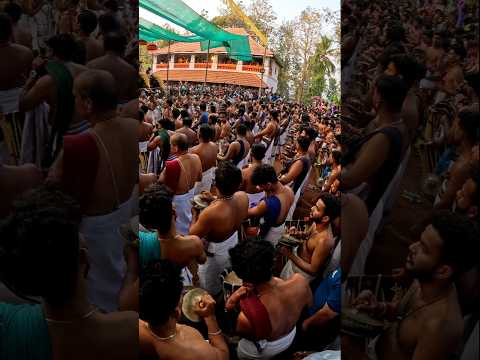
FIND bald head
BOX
[74,70,118,112]
[171,133,188,152]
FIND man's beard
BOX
[405,264,436,282]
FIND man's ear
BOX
[468,206,478,220]
[322,215,330,224]
[434,264,453,280]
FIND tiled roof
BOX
[153,69,268,88]
[149,28,273,57]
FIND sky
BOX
[140,0,340,32]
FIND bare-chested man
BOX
[47,69,138,311]
[3,2,32,48]
[434,110,477,209]
[254,109,280,142]
[87,31,137,104]
[191,124,218,194]
[139,260,229,360]
[159,133,202,236]
[323,150,342,193]
[217,124,250,168]
[341,75,408,213]
[226,240,313,360]
[0,13,32,163]
[248,164,294,246]
[19,33,88,166]
[76,10,104,63]
[350,211,476,360]
[280,193,339,282]
[437,44,465,99]
[175,116,197,148]
[218,112,231,140]
[0,162,43,218]
[241,142,266,208]
[0,186,137,360]
[189,160,249,296]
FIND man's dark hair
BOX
[251,143,266,161]
[375,75,407,113]
[139,184,173,233]
[458,110,479,145]
[229,239,274,284]
[297,136,311,152]
[430,210,478,276]
[77,70,118,111]
[210,114,218,125]
[237,124,247,137]
[4,2,22,23]
[0,186,82,306]
[215,160,242,196]
[139,260,183,326]
[46,34,78,61]
[301,113,310,123]
[316,192,341,221]
[332,150,342,164]
[171,133,188,152]
[450,42,467,59]
[303,127,318,141]
[104,0,119,12]
[210,104,216,113]
[200,103,207,111]
[77,10,98,35]
[98,13,119,34]
[270,110,279,121]
[172,107,180,120]
[103,31,127,55]
[180,109,189,119]
[182,117,192,128]
[0,12,12,42]
[251,164,278,185]
[199,124,213,141]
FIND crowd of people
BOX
[136,83,342,359]
[0,1,140,359]
[340,0,478,359]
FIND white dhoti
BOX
[0,87,22,114]
[366,335,380,360]
[263,223,285,247]
[194,167,215,195]
[173,188,195,235]
[198,231,239,295]
[80,193,136,312]
[248,191,265,209]
[20,103,51,167]
[181,267,193,287]
[280,247,315,282]
[237,326,296,360]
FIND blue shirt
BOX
[309,268,341,315]
[200,112,209,124]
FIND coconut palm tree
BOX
[307,35,338,100]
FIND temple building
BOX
[148,28,280,92]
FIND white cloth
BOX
[303,351,341,360]
[198,231,238,295]
[0,87,22,114]
[147,147,161,175]
[237,156,248,170]
[366,335,380,360]
[80,192,136,312]
[280,247,314,282]
[173,187,195,235]
[263,223,285,247]
[194,167,216,195]
[20,103,50,167]
[139,141,148,153]
[182,267,193,287]
[248,191,265,209]
[237,326,296,360]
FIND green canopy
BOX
[140,18,204,43]
[139,0,252,61]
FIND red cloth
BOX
[240,294,273,340]
[63,132,99,211]
[164,159,181,192]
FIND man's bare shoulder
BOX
[101,310,138,324]
[10,43,33,57]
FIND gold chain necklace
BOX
[146,323,177,341]
[45,307,98,324]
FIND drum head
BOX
[182,288,208,322]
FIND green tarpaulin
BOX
[139,0,252,61]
